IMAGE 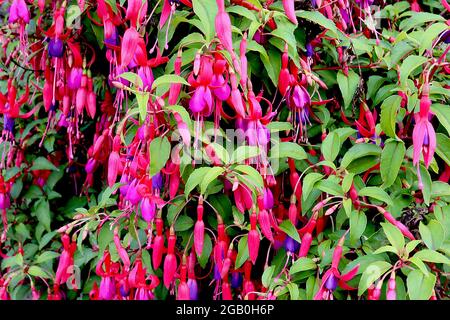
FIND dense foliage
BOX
[0,0,449,300]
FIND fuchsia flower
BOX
[355,0,374,9]
[0,79,33,120]
[137,66,154,91]
[413,114,436,167]
[8,0,29,53]
[128,259,160,300]
[55,234,76,286]
[215,0,233,54]
[413,86,436,189]
[163,228,178,288]
[120,27,142,68]
[8,0,30,24]
[282,0,297,25]
[314,233,360,300]
[95,251,121,300]
[248,212,260,264]
[194,199,205,256]
[125,0,148,28]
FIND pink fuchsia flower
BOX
[55,234,77,286]
[67,67,83,90]
[95,251,122,300]
[120,27,141,68]
[215,0,233,54]
[137,66,154,91]
[282,0,297,25]
[412,114,436,169]
[8,0,30,24]
[140,196,156,222]
[290,84,311,111]
[163,229,178,288]
[413,89,436,190]
[125,0,148,28]
[314,233,360,300]
[128,259,160,300]
[355,0,375,9]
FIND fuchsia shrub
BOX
[0,0,449,300]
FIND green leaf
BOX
[380,139,405,188]
[1,254,23,269]
[235,236,249,269]
[136,92,150,122]
[247,40,277,86]
[192,0,218,42]
[343,198,352,218]
[384,40,415,70]
[435,134,450,166]
[287,283,300,300]
[149,137,171,177]
[340,143,381,169]
[342,173,354,193]
[289,257,317,274]
[184,167,210,199]
[321,131,340,162]
[302,173,323,201]
[419,23,449,55]
[271,16,297,58]
[233,165,264,189]
[358,187,393,206]
[337,70,360,109]
[380,95,402,138]
[98,223,113,253]
[208,143,230,164]
[119,72,143,88]
[409,256,430,275]
[30,157,59,171]
[90,23,104,49]
[399,12,446,32]
[270,142,308,161]
[399,55,427,88]
[413,249,450,265]
[266,121,293,133]
[350,211,367,245]
[358,261,392,295]
[231,146,260,163]
[279,220,301,243]
[262,266,275,288]
[373,245,399,255]
[407,269,436,300]
[405,240,422,255]
[28,266,50,278]
[35,200,51,232]
[316,179,344,196]
[419,220,445,251]
[198,234,212,268]
[151,75,189,90]
[367,76,385,101]
[296,10,339,37]
[35,251,60,264]
[66,5,82,28]
[38,231,57,250]
[200,167,225,194]
[418,164,432,205]
[381,222,404,254]
[226,5,257,21]
[15,223,31,241]
[431,104,450,136]
[174,215,194,232]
